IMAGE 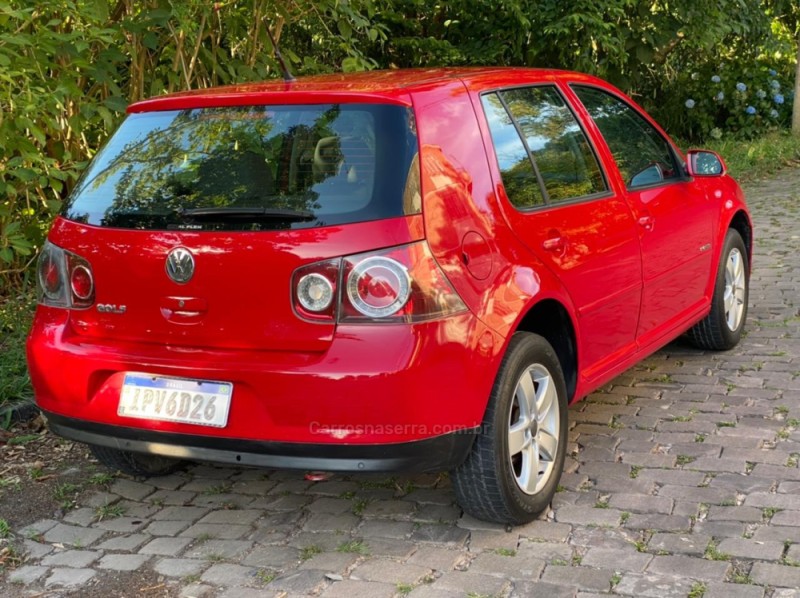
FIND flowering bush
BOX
[654,62,794,141]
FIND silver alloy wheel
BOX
[724,247,746,332]
[508,363,560,495]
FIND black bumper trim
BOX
[44,412,477,473]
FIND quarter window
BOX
[482,86,606,209]
[572,86,681,189]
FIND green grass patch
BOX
[698,131,800,182]
[0,291,36,416]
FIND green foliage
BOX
[0,292,35,413]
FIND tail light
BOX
[291,241,466,324]
[37,241,95,309]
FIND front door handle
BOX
[542,235,566,253]
[638,215,654,231]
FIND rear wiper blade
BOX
[180,207,315,221]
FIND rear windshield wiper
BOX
[180,207,315,221]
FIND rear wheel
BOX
[688,229,749,350]
[452,332,568,524]
[90,444,184,477]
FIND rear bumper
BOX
[28,307,503,447]
[45,411,477,473]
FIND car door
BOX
[568,85,715,347]
[480,85,642,380]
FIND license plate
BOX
[118,373,232,428]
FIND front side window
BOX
[572,86,681,189]
[482,85,606,208]
[63,104,418,231]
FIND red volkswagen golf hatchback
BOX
[27,68,751,524]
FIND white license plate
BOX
[118,373,232,428]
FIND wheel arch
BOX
[513,298,579,403]
[728,209,753,268]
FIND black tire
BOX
[90,444,185,477]
[688,229,749,350]
[451,332,568,524]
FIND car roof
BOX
[128,67,607,113]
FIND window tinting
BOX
[63,104,418,231]
[501,87,606,203]
[481,93,545,208]
[572,86,680,189]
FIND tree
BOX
[766,0,800,134]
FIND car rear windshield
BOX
[62,103,419,231]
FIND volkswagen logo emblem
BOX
[165,247,195,284]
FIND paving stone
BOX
[406,587,464,598]
[411,503,461,523]
[290,531,351,552]
[614,572,695,597]
[97,553,150,571]
[201,563,258,586]
[540,565,614,591]
[93,516,149,533]
[707,506,764,522]
[230,479,277,495]
[149,473,190,490]
[63,508,97,526]
[267,569,329,593]
[772,511,800,527]
[147,489,196,505]
[624,514,692,532]
[302,512,361,532]
[358,519,415,539]
[82,491,121,508]
[297,552,358,573]
[139,536,194,555]
[110,478,155,501]
[716,537,785,560]
[469,551,545,579]
[306,497,355,515]
[18,518,59,538]
[249,493,314,511]
[581,546,652,572]
[185,539,253,560]
[143,519,192,536]
[554,506,623,527]
[646,554,730,581]
[153,557,207,577]
[751,562,800,588]
[509,580,578,598]
[752,525,800,543]
[704,582,766,598]
[406,546,465,572]
[151,506,210,521]
[517,521,572,542]
[410,524,470,547]
[242,545,301,569]
[608,493,673,514]
[8,565,49,584]
[42,523,105,547]
[432,570,509,595]
[45,567,97,587]
[516,541,573,563]
[96,533,150,551]
[41,549,101,568]
[352,558,432,583]
[196,508,263,525]
[648,533,711,556]
[179,523,252,539]
[180,583,215,598]
[319,579,396,598]
[362,500,416,518]
[746,492,800,510]
[466,529,520,552]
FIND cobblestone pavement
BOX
[5,169,800,598]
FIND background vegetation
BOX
[1,1,800,410]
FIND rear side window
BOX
[571,86,681,189]
[63,104,419,231]
[482,85,606,209]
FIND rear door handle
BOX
[638,215,654,231]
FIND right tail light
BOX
[292,241,466,324]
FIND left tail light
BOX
[37,241,95,309]
[292,241,467,324]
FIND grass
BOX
[0,518,10,538]
[688,581,707,598]
[336,539,369,555]
[299,545,322,561]
[704,540,731,561]
[700,131,800,182]
[0,290,35,416]
[94,503,125,521]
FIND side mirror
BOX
[686,150,726,177]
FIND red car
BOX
[27,68,751,524]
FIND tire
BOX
[452,332,568,525]
[90,444,185,477]
[688,229,749,350]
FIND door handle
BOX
[542,236,566,253]
[638,215,654,231]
